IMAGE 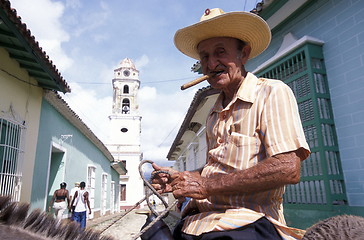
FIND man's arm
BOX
[48,191,56,212]
[171,148,305,199]
[70,190,77,208]
[84,192,91,214]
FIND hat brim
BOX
[174,11,271,60]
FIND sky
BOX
[10,0,259,169]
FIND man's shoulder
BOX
[257,76,286,86]
[244,73,289,93]
[256,77,292,93]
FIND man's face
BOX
[197,37,250,90]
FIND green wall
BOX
[31,98,119,212]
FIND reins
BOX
[98,160,178,240]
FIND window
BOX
[123,85,129,94]
[87,166,96,218]
[101,174,107,215]
[0,117,25,202]
[256,42,347,209]
[122,98,130,114]
[110,181,115,213]
[120,184,126,201]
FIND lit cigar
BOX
[180,74,212,90]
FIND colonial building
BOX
[106,58,145,209]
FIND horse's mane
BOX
[303,214,364,240]
[0,196,114,240]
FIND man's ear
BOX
[241,45,251,65]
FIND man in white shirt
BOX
[70,181,91,230]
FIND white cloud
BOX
[71,2,111,38]
[139,87,196,164]
[62,83,113,142]
[10,0,73,71]
[135,55,150,70]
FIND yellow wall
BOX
[0,48,43,203]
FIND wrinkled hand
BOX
[171,171,208,199]
[151,163,179,194]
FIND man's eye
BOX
[216,49,225,55]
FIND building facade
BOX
[32,91,124,219]
[106,58,145,209]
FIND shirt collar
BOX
[210,72,259,113]
[236,72,259,103]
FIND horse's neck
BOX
[0,225,48,240]
[0,195,113,240]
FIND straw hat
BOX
[174,8,271,60]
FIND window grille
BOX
[0,118,25,202]
[256,43,347,209]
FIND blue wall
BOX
[31,98,119,212]
[247,0,364,206]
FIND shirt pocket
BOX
[229,132,256,147]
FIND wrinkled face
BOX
[197,37,250,90]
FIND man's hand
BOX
[151,163,179,194]
[171,171,208,199]
[151,163,208,199]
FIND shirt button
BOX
[218,138,224,144]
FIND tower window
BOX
[123,85,129,94]
[122,98,130,114]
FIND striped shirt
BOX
[181,72,310,239]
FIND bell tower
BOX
[112,58,139,116]
[107,58,144,209]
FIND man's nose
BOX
[206,57,219,71]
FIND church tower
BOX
[107,58,144,209]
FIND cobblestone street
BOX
[88,207,180,240]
